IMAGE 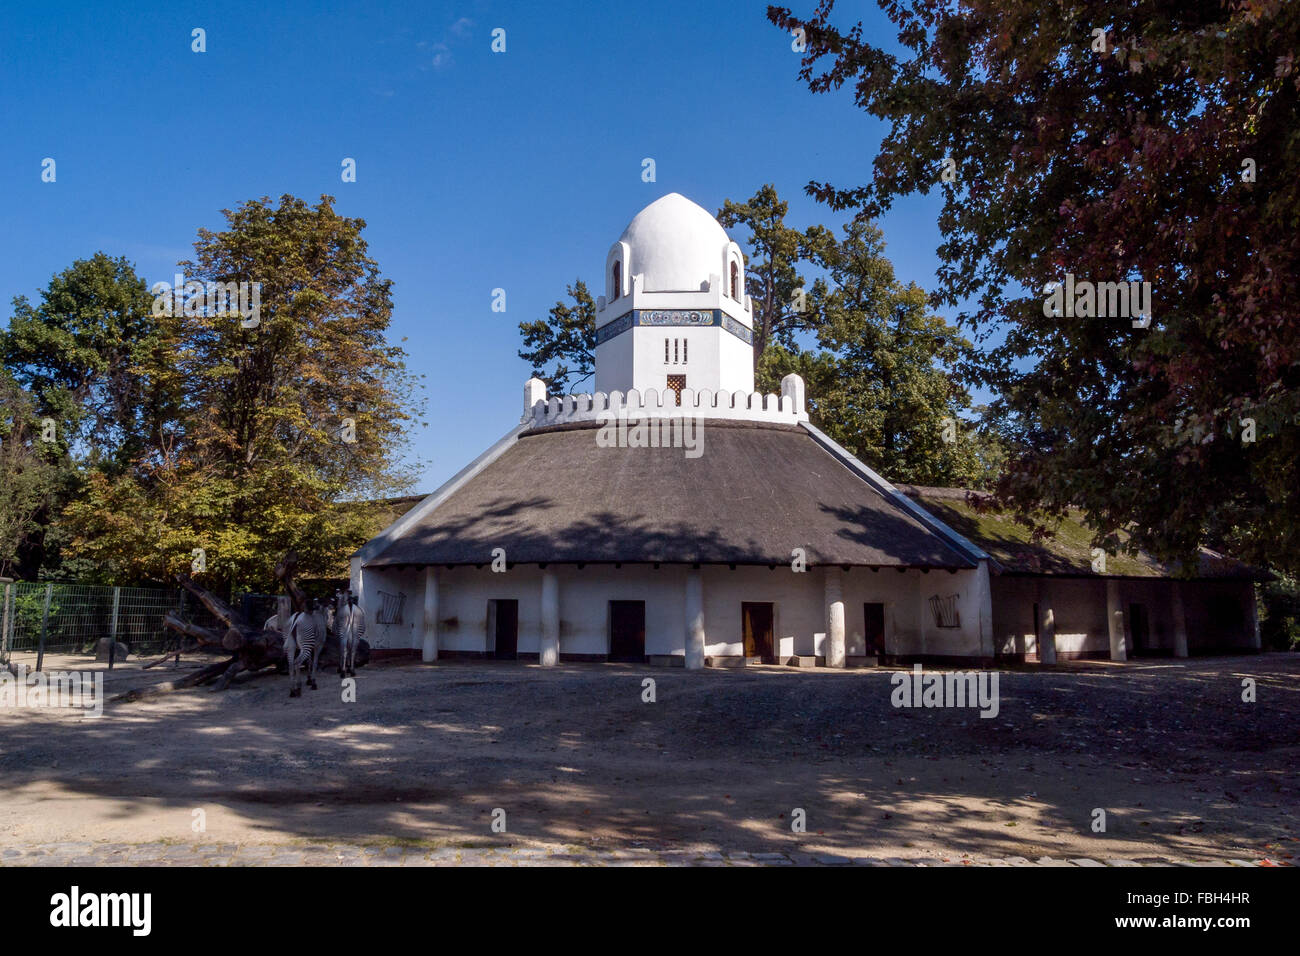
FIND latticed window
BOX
[666,374,686,406]
[612,261,621,301]
[377,590,406,625]
[928,594,960,628]
[730,261,739,298]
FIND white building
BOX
[353,194,1261,667]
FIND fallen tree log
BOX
[111,656,237,702]
[173,574,285,670]
[133,554,369,698]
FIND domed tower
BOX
[594,193,755,400]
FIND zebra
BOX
[335,591,366,678]
[285,598,324,697]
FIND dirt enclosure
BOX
[0,652,1296,863]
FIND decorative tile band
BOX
[595,312,633,344]
[595,310,753,346]
[722,314,754,345]
[640,309,713,327]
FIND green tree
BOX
[769,0,1300,572]
[0,371,62,578]
[59,195,421,589]
[717,184,835,368]
[2,253,162,473]
[517,280,596,395]
[765,220,991,486]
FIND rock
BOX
[94,638,130,662]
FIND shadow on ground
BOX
[0,653,1296,861]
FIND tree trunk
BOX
[146,554,367,696]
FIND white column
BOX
[422,567,440,662]
[976,559,994,660]
[824,567,846,668]
[1170,584,1189,659]
[1106,579,1127,661]
[349,556,363,601]
[1039,580,1057,666]
[685,568,705,670]
[540,569,560,666]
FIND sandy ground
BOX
[0,651,1296,862]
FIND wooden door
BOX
[864,602,886,656]
[609,601,646,662]
[742,602,774,661]
[493,599,518,660]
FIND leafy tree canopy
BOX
[518,280,596,395]
[4,195,422,590]
[770,0,1300,573]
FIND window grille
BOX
[928,594,960,628]
[666,374,686,406]
[377,590,406,625]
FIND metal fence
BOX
[0,581,222,664]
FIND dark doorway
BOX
[1129,602,1150,655]
[742,602,774,661]
[609,601,646,662]
[491,599,518,660]
[864,602,886,657]
[1030,602,1041,661]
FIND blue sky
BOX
[1,0,956,491]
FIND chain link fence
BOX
[0,581,224,664]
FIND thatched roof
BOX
[896,485,1263,580]
[365,421,977,569]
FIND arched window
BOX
[612,261,622,302]
[729,261,740,299]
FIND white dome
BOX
[617,193,734,293]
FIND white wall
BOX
[359,563,988,661]
[354,565,423,651]
[991,576,1258,657]
[596,322,752,396]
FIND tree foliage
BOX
[2,253,161,473]
[517,280,597,395]
[0,371,63,578]
[717,184,836,367]
[769,0,1300,572]
[4,195,421,589]
[761,219,1001,486]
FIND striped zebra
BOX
[285,598,324,697]
[335,592,365,678]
